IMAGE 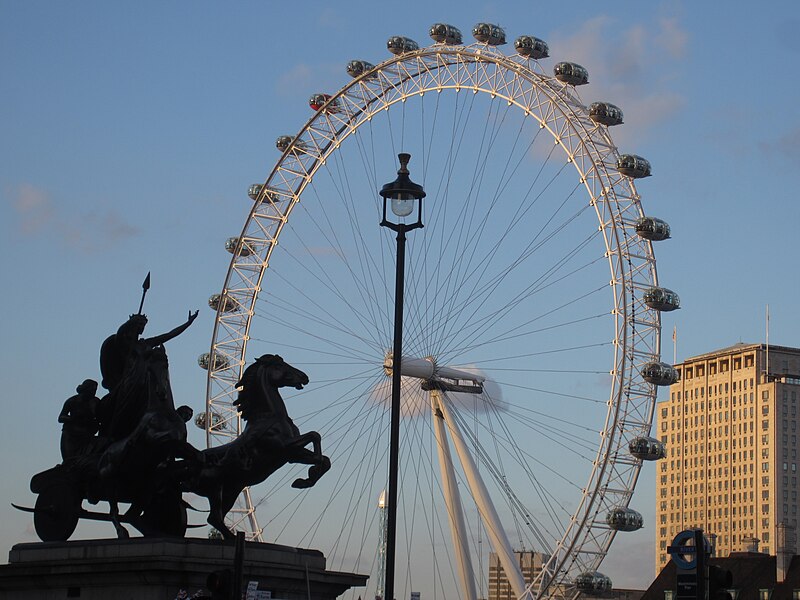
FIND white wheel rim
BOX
[205,41,662,600]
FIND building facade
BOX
[655,343,800,573]
[488,551,547,600]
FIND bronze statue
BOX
[18,275,330,542]
[99,311,198,393]
[58,379,100,460]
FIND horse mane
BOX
[234,354,285,420]
[235,354,283,388]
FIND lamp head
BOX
[379,153,426,227]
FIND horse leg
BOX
[109,498,129,539]
[294,431,322,456]
[206,486,236,540]
[289,433,331,489]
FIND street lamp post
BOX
[379,153,425,600]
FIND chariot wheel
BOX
[34,483,81,542]
[203,23,673,600]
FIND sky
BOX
[3,0,800,593]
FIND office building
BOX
[488,551,547,600]
[655,343,800,573]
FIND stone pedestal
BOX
[0,537,367,600]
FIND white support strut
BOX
[430,390,478,600]
[436,392,531,600]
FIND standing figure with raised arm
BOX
[96,273,198,441]
[58,379,100,460]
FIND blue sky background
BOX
[2,0,800,590]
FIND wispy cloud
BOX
[8,183,140,253]
[13,183,55,234]
[760,126,800,166]
[275,62,345,99]
[316,8,346,31]
[276,64,314,98]
[548,14,689,141]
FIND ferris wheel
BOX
[201,22,678,600]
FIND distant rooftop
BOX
[683,342,800,364]
[642,553,800,600]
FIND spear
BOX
[137,272,151,315]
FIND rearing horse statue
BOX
[183,354,330,539]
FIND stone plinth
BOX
[0,537,367,600]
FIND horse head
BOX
[233,354,308,421]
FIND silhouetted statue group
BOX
[22,276,329,542]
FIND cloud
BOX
[8,183,140,253]
[316,8,345,31]
[276,62,347,100]
[276,64,314,98]
[547,14,689,137]
[759,126,800,165]
[775,18,800,54]
[12,183,55,234]
[656,16,688,59]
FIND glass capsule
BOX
[198,352,230,371]
[629,436,667,460]
[472,23,506,45]
[387,36,419,55]
[643,287,681,312]
[634,216,671,241]
[346,60,376,78]
[554,62,589,85]
[429,23,462,45]
[617,154,651,178]
[641,361,680,386]
[589,102,623,126]
[225,237,255,257]
[514,35,549,59]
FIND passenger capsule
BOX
[575,572,612,594]
[276,135,309,154]
[589,102,624,126]
[309,93,339,113]
[643,287,681,312]
[346,60,376,78]
[387,36,419,55]
[194,411,227,431]
[225,237,255,257]
[641,361,680,386]
[198,352,230,371]
[634,216,671,241]
[429,23,462,45]
[472,23,506,45]
[208,293,240,313]
[247,184,279,204]
[248,184,263,200]
[514,35,549,59]
[629,436,667,461]
[554,62,589,85]
[617,154,651,178]
[606,507,644,532]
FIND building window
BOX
[759,590,772,600]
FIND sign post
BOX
[667,529,706,600]
[667,528,731,600]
